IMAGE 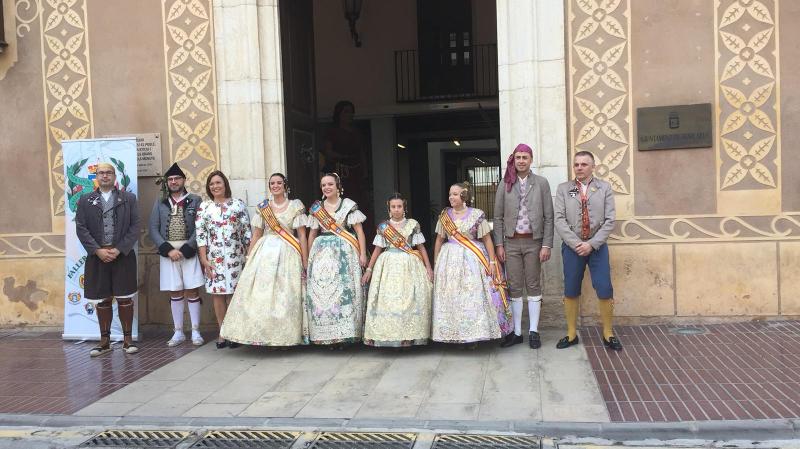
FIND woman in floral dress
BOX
[306,173,368,345]
[220,173,309,346]
[432,182,512,344]
[361,193,433,347]
[196,170,251,348]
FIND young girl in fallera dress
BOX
[305,173,368,345]
[432,182,512,344]
[361,193,434,347]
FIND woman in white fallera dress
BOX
[220,173,309,346]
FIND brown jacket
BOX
[554,177,615,250]
[493,173,554,248]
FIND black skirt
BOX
[84,250,138,299]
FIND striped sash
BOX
[257,199,302,256]
[439,209,509,307]
[309,201,360,252]
[378,221,423,262]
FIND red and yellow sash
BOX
[310,201,360,252]
[258,199,302,256]
[378,221,423,262]
[439,209,508,307]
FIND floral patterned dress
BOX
[363,218,432,347]
[432,207,512,343]
[306,198,366,344]
[195,198,251,294]
[220,199,308,346]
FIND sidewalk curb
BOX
[1,414,799,440]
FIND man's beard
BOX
[169,185,184,193]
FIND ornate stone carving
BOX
[0,234,64,258]
[716,0,781,191]
[40,0,94,217]
[568,0,633,196]
[611,214,800,243]
[14,0,41,37]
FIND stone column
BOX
[496,0,568,327]
[213,0,286,207]
[496,0,568,187]
[370,117,396,220]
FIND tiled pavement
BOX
[0,330,207,414]
[582,321,800,422]
[1,321,799,423]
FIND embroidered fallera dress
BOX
[195,198,251,294]
[220,199,308,346]
[363,219,432,347]
[306,198,367,344]
[432,207,512,343]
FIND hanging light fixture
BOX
[342,0,363,48]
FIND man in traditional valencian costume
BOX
[554,151,622,351]
[148,163,205,347]
[75,162,140,356]
[494,143,554,349]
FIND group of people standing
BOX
[74,143,622,358]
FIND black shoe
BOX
[603,336,623,351]
[228,340,241,349]
[529,331,541,349]
[215,340,228,349]
[556,335,579,349]
[500,333,523,348]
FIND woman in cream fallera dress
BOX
[432,183,512,343]
[361,194,434,347]
[220,174,309,346]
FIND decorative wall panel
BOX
[39,0,94,225]
[567,0,634,217]
[161,0,219,194]
[715,0,781,214]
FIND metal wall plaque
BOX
[637,103,712,150]
[106,133,163,177]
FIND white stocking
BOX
[511,298,523,336]
[187,297,202,330]
[170,297,185,335]
[528,296,542,332]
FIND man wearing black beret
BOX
[148,163,205,347]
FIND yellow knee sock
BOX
[599,299,615,340]
[563,297,579,340]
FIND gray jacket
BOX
[148,193,201,258]
[554,177,615,250]
[75,188,140,256]
[493,174,554,248]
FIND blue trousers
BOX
[561,242,613,299]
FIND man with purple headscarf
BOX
[493,144,554,349]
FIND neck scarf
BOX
[504,143,533,192]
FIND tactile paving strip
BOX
[431,434,541,449]
[190,430,301,448]
[307,432,417,449]
[79,430,190,448]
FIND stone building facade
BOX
[0,0,797,328]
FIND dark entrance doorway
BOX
[279,0,318,206]
[398,109,500,242]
